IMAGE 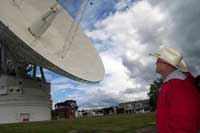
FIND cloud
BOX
[51,0,200,109]
[147,0,200,75]
[51,0,165,109]
[69,1,166,109]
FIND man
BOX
[151,48,200,133]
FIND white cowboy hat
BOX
[177,59,188,72]
[150,48,188,72]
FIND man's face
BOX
[155,58,169,75]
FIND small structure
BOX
[52,100,78,119]
[102,106,117,115]
[118,99,150,113]
[75,99,150,118]
[0,75,52,124]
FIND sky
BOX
[47,0,200,109]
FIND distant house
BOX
[75,99,150,118]
[52,100,78,120]
[76,110,100,117]
[102,106,117,115]
[118,99,150,113]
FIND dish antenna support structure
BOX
[0,0,105,124]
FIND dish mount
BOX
[0,0,105,123]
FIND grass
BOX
[0,112,155,133]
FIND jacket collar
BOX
[163,70,186,83]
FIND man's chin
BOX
[156,74,162,79]
[156,69,160,74]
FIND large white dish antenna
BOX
[0,0,105,83]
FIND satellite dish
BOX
[0,0,105,83]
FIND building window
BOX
[20,113,30,122]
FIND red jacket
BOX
[156,71,200,133]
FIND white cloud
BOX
[51,0,200,109]
[69,1,165,108]
[52,0,165,109]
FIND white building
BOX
[118,99,150,114]
[0,75,52,124]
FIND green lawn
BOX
[0,113,155,133]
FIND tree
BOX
[148,78,163,111]
[55,100,78,110]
